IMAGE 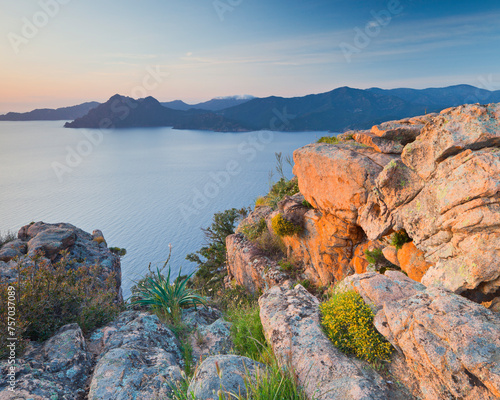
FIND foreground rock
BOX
[182,307,233,365]
[259,284,409,400]
[343,272,500,399]
[378,286,500,399]
[88,311,183,400]
[0,324,92,399]
[188,355,265,400]
[0,221,121,297]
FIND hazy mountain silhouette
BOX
[0,102,100,121]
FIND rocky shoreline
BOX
[1,102,500,399]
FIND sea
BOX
[0,121,325,297]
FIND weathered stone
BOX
[341,271,425,312]
[190,318,233,365]
[353,131,404,154]
[398,148,500,294]
[0,240,26,262]
[0,324,92,399]
[402,103,500,180]
[259,284,404,400]
[279,200,364,286]
[375,287,500,399]
[188,355,265,400]
[88,311,183,400]
[293,142,396,224]
[397,242,432,282]
[371,120,424,144]
[382,246,400,267]
[226,233,286,293]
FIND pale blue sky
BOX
[1,0,499,112]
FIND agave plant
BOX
[131,263,206,323]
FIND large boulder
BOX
[0,324,92,399]
[376,286,500,399]
[259,284,407,400]
[293,142,397,224]
[188,355,265,400]
[87,311,183,400]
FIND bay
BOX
[0,121,324,297]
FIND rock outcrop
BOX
[288,103,500,298]
[259,284,410,399]
[0,222,121,297]
[342,271,500,400]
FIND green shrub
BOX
[320,289,393,364]
[364,248,384,265]
[240,219,267,241]
[390,230,411,250]
[301,199,313,209]
[271,214,303,237]
[317,136,339,144]
[265,178,300,210]
[130,264,206,324]
[0,253,122,357]
[109,247,127,257]
[187,208,248,293]
[253,230,286,261]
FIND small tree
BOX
[186,208,248,292]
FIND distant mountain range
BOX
[64,95,247,131]
[161,95,255,111]
[0,102,100,121]
[3,85,500,132]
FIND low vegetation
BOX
[364,248,384,265]
[320,289,393,365]
[271,213,303,237]
[239,218,267,241]
[317,136,339,144]
[0,253,122,358]
[390,230,411,250]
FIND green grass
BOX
[226,303,268,363]
[317,136,339,144]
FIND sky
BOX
[1,0,500,113]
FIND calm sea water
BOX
[0,121,324,297]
